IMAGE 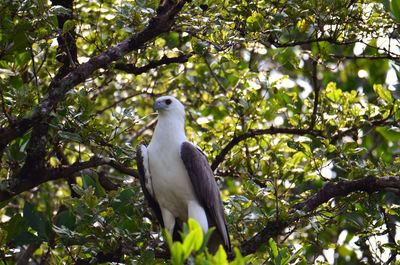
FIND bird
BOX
[136,95,231,253]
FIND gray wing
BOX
[136,144,164,227]
[180,141,231,252]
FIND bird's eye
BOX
[165,99,172,105]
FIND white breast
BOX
[147,137,198,220]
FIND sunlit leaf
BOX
[376,126,400,141]
[373,84,393,103]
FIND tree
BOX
[1,0,400,263]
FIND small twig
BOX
[309,60,319,129]
[329,54,399,60]
[94,91,145,115]
[203,55,227,93]
[131,117,158,141]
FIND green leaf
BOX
[289,246,305,263]
[94,175,106,197]
[163,228,174,250]
[81,174,106,197]
[53,225,89,246]
[82,174,96,189]
[246,13,265,32]
[58,131,82,143]
[391,0,400,21]
[171,241,185,265]
[376,126,400,141]
[63,19,76,34]
[54,209,76,230]
[0,197,13,210]
[6,214,27,243]
[23,202,52,240]
[373,84,393,103]
[112,188,135,210]
[50,5,71,16]
[0,229,7,246]
[71,184,85,196]
[326,82,341,102]
[279,248,291,265]
[182,231,197,259]
[198,227,215,253]
[192,40,208,54]
[187,218,203,251]
[230,248,252,265]
[269,238,279,258]
[213,245,228,265]
[15,231,42,245]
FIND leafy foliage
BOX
[1,0,400,264]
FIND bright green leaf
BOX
[269,238,279,258]
[376,126,400,141]
[373,84,393,103]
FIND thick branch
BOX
[238,175,400,257]
[18,120,49,180]
[0,157,110,202]
[211,127,323,171]
[114,53,192,75]
[293,175,379,211]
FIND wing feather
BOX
[180,142,231,251]
[136,144,164,227]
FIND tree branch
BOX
[0,157,110,202]
[94,92,145,115]
[16,243,41,265]
[212,115,400,172]
[329,54,400,60]
[108,160,139,178]
[237,175,400,257]
[114,53,192,75]
[17,120,49,180]
[203,55,227,92]
[263,35,358,49]
[211,127,323,171]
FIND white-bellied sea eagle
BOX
[136,96,231,252]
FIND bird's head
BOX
[153,96,185,119]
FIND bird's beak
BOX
[153,100,161,112]
[153,101,160,112]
